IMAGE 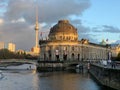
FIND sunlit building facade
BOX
[0,42,5,50]
[39,20,111,61]
[8,43,16,52]
[16,49,25,54]
[111,44,120,57]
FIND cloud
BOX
[0,0,91,50]
[92,25,120,33]
[0,18,4,24]
[79,33,99,43]
[103,25,120,33]
[78,25,91,33]
[108,40,120,44]
[0,0,8,16]
[107,40,117,44]
[0,3,6,8]
[0,19,35,50]
[4,0,90,23]
[115,40,120,44]
[92,26,102,32]
[11,17,26,23]
[69,19,91,34]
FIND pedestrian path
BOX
[95,63,120,70]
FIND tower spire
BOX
[35,0,39,47]
[35,0,39,31]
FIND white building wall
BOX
[8,43,16,52]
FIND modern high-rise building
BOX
[0,42,5,50]
[8,43,16,52]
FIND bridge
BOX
[37,60,85,72]
[0,59,37,67]
[0,59,37,71]
[0,59,89,72]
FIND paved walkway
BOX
[94,63,120,70]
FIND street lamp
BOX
[106,44,108,60]
[81,39,84,62]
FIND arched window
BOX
[72,46,74,51]
[66,36,69,40]
[71,53,74,60]
[60,36,62,40]
[69,36,71,40]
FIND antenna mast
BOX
[35,0,39,47]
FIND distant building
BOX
[8,43,16,52]
[16,49,25,54]
[0,42,5,50]
[111,44,120,57]
[100,39,106,45]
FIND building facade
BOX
[39,20,111,61]
[8,43,16,52]
[0,42,5,50]
[111,44,120,57]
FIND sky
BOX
[0,0,120,51]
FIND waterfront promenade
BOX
[90,62,120,90]
[94,61,120,69]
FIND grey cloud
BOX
[93,25,120,33]
[5,0,35,23]
[4,0,90,24]
[79,33,99,43]
[115,40,120,44]
[0,3,6,8]
[78,25,91,33]
[102,25,120,33]
[92,27,102,33]
[0,0,91,50]
[68,19,91,33]
[40,0,90,23]
[0,0,7,3]
[0,22,35,50]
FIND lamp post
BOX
[106,44,108,60]
[106,39,109,60]
[81,39,84,62]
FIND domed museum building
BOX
[39,20,111,61]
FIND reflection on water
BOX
[38,72,101,90]
[0,64,109,90]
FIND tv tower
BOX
[35,1,39,48]
[31,0,40,55]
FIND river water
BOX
[0,64,110,90]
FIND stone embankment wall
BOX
[90,64,120,90]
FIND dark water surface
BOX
[0,64,110,90]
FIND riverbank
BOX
[89,63,120,90]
